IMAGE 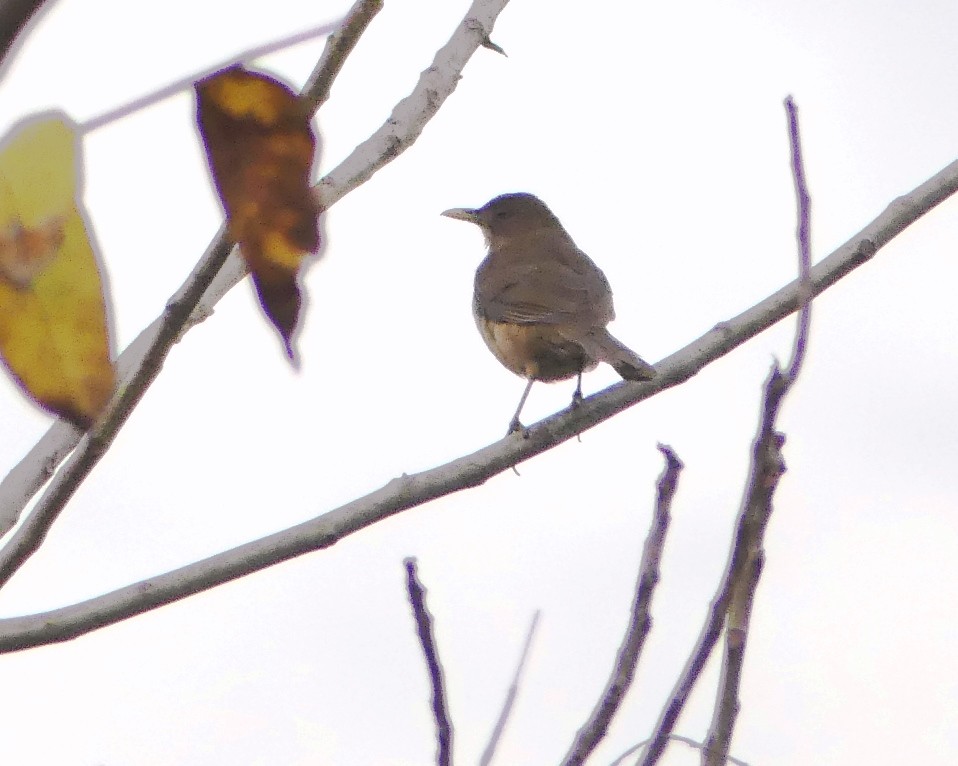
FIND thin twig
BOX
[0,141,951,649]
[632,558,736,766]
[479,610,541,766]
[0,0,511,578]
[0,0,387,540]
[300,0,383,115]
[784,95,813,381]
[313,1,510,210]
[404,558,453,766]
[698,368,787,766]
[561,445,682,766]
[611,734,750,766]
[79,17,346,135]
[632,478,765,766]
[700,96,813,766]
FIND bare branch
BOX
[300,0,384,115]
[699,368,788,766]
[634,418,780,766]
[0,1,371,533]
[0,0,513,573]
[404,558,453,766]
[0,232,233,581]
[633,555,735,766]
[561,445,682,766]
[313,6,508,209]
[0,142,953,648]
[479,610,540,766]
[701,97,813,766]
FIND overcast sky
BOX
[1,1,958,764]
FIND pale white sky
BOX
[1,1,957,764]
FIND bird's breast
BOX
[473,308,597,382]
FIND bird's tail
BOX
[582,329,656,381]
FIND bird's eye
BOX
[496,210,511,218]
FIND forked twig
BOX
[639,97,814,766]
[700,95,813,766]
[0,0,511,580]
[561,445,682,766]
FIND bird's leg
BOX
[508,379,535,435]
[571,372,585,443]
[571,372,584,407]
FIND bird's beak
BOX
[441,207,479,223]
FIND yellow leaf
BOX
[0,113,116,428]
[195,65,320,359]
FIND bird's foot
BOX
[570,389,584,443]
[571,373,584,408]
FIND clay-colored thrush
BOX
[442,192,655,433]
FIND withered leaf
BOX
[194,64,320,359]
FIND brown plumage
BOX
[442,192,655,432]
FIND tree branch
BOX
[404,558,453,766]
[634,370,791,766]
[639,96,815,766]
[560,445,681,766]
[698,369,788,766]
[0,0,512,575]
[300,0,383,115]
[632,544,734,765]
[783,95,813,382]
[0,144,954,648]
[700,95,813,766]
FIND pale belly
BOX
[474,314,597,382]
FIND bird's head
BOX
[442,192,562,243]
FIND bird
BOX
[442,192,655,433]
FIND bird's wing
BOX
[475,233,615,328]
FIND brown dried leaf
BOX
[195,65,320,359]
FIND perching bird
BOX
[442,192,655,433]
